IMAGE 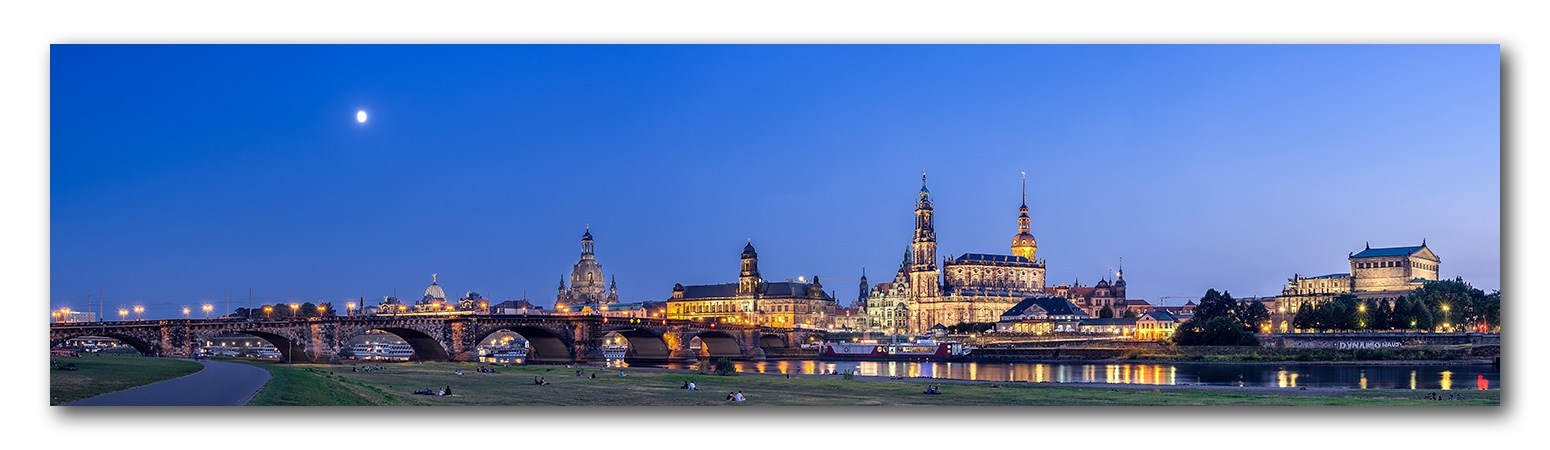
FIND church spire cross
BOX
[1021,171,1027,207]
[432,273,437,284]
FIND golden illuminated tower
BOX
[1010,171,1038,261]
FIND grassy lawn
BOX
[235,361,1501,406]
[49,354,203,405]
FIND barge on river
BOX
[818,339,970,361]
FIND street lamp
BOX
[290,303,299,318]
[183,307,190,319]
[202,304,213,320]
[134,305,144,321]
[317,305,326,316]
[347,302,355,317]
[119,309,128,321]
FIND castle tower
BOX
[1010,171,1038,261]
[910,172,940,300]
[738,239,762,295]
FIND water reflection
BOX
[658,360,1498,390]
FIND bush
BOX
[842,371,854,381]
[714,358,736,376]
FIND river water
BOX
[657,359,1500,390]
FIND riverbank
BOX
[234,360,1500,406]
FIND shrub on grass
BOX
[714,358,736,376]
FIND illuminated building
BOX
[664,240,837,328]
[555,227,621,314]
[885,174,1053,333]
[1272,241,1442,332]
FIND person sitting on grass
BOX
[540,377,550,385]
[734,391,746,402]
[689,382,698,391]
[726,392,736,401]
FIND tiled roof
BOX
[955,253,1032,263]
[678,281,830,299]
[681,283,738,299]
[1352,245,1425,258]
[1001,296,1089,318]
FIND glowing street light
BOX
[317,305,326,316]
[134,305,144,321]
[263,305,273,319]
[202,304,213,319]
[183,307,190,319]
[118,309,128,321]
[290,303,299,318]
[347,302,356,317]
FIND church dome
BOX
[424,274,446,301]
[743,240,758,257]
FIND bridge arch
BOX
[758,334,788,349]
[362,327,452,361]
[687,330,743,358]
[473,325,574,363]
[51,332,157,356]
[601,327,674,362]
[231,331,311,363]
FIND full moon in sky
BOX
[356,110,368,123]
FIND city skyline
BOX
[50,44,1500,320]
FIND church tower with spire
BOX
[1010,171,1038,261]
[910,172,940,300]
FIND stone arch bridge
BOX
[49,315,825,364]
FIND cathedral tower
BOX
[857,267,870,308]
[1010,171,1038,261]
[910,173,940,300]
[738,239,762,295]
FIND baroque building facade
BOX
[859,174,1063,334]
[664,240,837,328]
[555,228,620,314]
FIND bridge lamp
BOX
[134,305,144,321]
[119,309,128,321]
[182,307,190,319]
[263,306,273,318]
[202,304,213,319]
[347,302,355,317]
[290,303,300,317]
[318,305,327,316]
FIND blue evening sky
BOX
[50,45,1499,319]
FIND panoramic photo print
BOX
[48,44,1501,406]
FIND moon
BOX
[356,110,368,123]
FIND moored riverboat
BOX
[819,339,969,361]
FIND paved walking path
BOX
[64,358,271,406]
